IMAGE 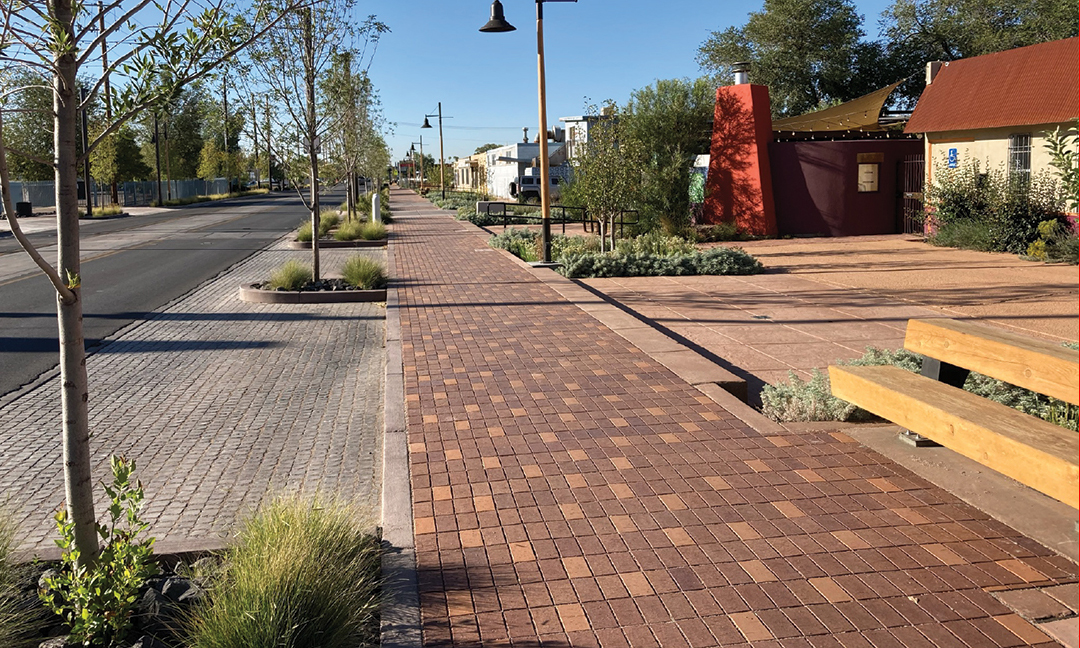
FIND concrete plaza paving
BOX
[0,240,386,552]
[389,190,1077,648]
[584,236,1078,403]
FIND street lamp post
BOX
[481,0,575,266]
[421,103,447,200]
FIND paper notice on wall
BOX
[858,163,879,193]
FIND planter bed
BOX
[287,238,387,249]
[239,281,386,304]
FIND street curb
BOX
[379,213,422,648]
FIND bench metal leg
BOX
[900,358,972,447]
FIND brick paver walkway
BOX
[391,190,1077,648]
[0,240,385,551]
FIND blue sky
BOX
[367,0,895,164]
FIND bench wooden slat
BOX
[830,364,1079,509]
[904,319,1080,406]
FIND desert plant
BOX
[1045,126,1079,213]
[341,256,387,289]
[0,512,42,648]
[613,230,696,256]
[761,345,1079,430]
[488,227,541,262]
[318,211,340,237]
[557,246,762,278]
[267,260,312,291]
[334,221,363,241]
[692,222,742,242]
[929,219,995,251]
[184,495,382,648]
[926,160,1070,254]
[1025,220,1079,264]
[41,456,157,647]
[358,221,386,240]
[296,221,314,242]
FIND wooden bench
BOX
[829,318,1079,509]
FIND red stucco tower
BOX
[702,84,778,236]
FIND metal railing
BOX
[479,202,638,238]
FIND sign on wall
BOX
[947,148,958,168]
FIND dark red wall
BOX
[768,140,923,236]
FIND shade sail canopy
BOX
[772,81,903,133]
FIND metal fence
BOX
[479,202,639,238]
[5,178,231,211]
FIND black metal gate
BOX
[898,154,925,234]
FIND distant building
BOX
[484,141,568,200]
[904,38,1080,188]
[453,152,488,193]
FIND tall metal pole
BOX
[535,0,552,263]
[98,1,117,206]
[419,135,425,190]
[252,100,260,189]
[438,102,446,200]
[79,86,92,217]
[222,74,229,193]
[153,112,162,206]
[265,95,272,191]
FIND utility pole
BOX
[265,95,272,191]
[153,112,163,206]
[98,1,118,206]
[79,86,92,217]
[252,100,260,189]
[164,117,172,201]
[222,74,229,193]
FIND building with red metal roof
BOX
[905,38,1079,186]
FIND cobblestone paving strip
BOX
[389,190,1077,648]
[0,240,386,552]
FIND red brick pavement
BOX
[390,190,1077,648]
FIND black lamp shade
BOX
[421,117,432,129]
[479,0,516,32]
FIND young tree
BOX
[0,0,305,562]
[621,78,715,233]
[247,1,387,279]
[321,51,384,220]
[565,106,639,252]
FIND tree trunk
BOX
[53,0,98,563]
[303,8,320,280]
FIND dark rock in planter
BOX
[238,280,387,304]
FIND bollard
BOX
[371,191,381,224]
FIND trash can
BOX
[15,202,32,218]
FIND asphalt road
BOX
[0,190,335,397]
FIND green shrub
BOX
[296,222,313,242]
[557,246,763,279]
[929,219,995,251]
[1,512,41,648]
[267,260,312,290]
[692,222,742,242]
[488,228,541,262]
[549,235,600,260]
[41,457,157,647]
[613,230,696,256]
[926,161,1069,254]
[185,495,382,648]
[359,221,386,240]
[334,221,362,241]
[1025,220,1080,264]
[341,256,387,289]
[761,345,1079,430]
[318,211,339,237]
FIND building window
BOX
[1008,133,1031,181]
